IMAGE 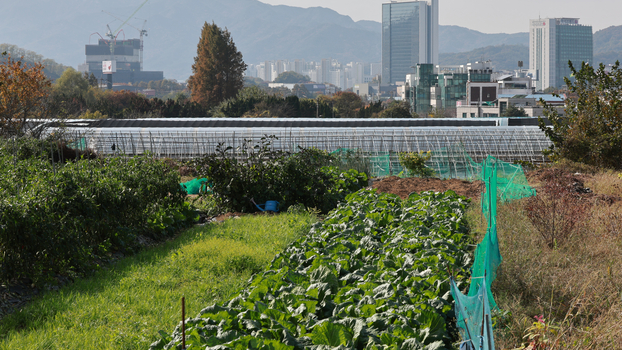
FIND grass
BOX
[0,211,316,350]
[466,168,622,349]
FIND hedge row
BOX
[0,138,194,283]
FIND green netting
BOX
[469,159,501,310]
[181,178,211,195]
[451,277,496,350]
[428,143,482,181]
[331,148,403,178]
[450,156,537,348]
[467,226,501,310]
[495,160,536,202]
[68,137,87,151]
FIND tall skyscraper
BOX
[382,0,439,84]
[529,18,593,91]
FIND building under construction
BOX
[78,38,163,86]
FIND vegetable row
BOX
[152,189,473,350]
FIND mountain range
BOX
[1,0,620,80]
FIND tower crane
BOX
[103,10,148,71]
[102,0,150,88]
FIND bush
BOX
[191,137,368,213]
[539,61,622,169]
[0,137,194,283]
[398,151,435,178]
[524,170,588,249]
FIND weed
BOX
[525,172,588,249]
[0,213,316,349]
[474,168,622,349]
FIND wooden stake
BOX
[182,296,186,350]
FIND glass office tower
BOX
[382,0,438,84]
[529,18,593,91]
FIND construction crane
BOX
[102,0,150,88]
[103,10,148,70]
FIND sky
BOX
[259,0,620,34]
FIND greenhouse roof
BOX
[55,118,499,129]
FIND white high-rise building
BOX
[529,18,593,91]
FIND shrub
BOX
[524,170,588,249]
[192,137,367,213]
[398,151,435,178]
[539,61,622,169]
[0,137,194,283]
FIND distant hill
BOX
[594,25,622,65]
[594,51,622,65]
[439,26,528,53]
[440,27,622,70]
[594,25,622,53]
[0,0,382,80]
[0,44,70,80]
[0,0,541,81]
[1,0,621,80]
[440,45,529,71]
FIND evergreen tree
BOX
[188,22,247,108]
[501,104,528,117]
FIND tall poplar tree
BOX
[188,22,247,108]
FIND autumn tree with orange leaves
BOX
[0,52,51,137]
[187,22,247,109]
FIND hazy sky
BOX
[259,0,620,33]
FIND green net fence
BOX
[332,144,536,199]
[451,277,496,350]
[449,156,535,349]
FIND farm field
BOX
[1,156,621,349]
[152,189,473,349]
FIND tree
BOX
[83,72,99,87]
[292,84,311,98]
[501,104,528,117]
[539,61,622,169]
[0,53,51,137]
[429,107,456,118]
[377,100,414,118]
[55,67,89,97]
[360,101,383,118]
[274,71,310,84]
[331,91,363,118]
[187,22,247,109]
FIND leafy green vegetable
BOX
[151,189,473,350]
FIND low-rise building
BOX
[456,94,565,118]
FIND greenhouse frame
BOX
[53,118,553,178]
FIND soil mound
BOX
[372,176,483,200]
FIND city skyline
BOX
[258,0,619,34]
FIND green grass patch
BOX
[0,212,316,350]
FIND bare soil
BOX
[371,176,483,200]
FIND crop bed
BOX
[151,189,473,350]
